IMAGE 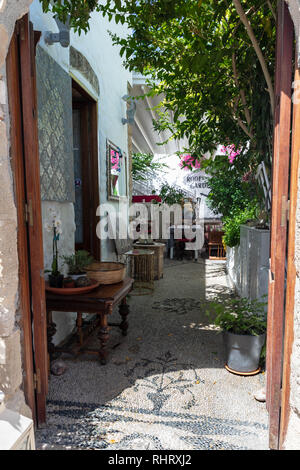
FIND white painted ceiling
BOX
[131,73,189,156]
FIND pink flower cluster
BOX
[220,144,241,164]
[179,154,202,171]
[111,149,121,171]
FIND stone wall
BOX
[0,0,33,417]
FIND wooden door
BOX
[266,1,294,450]
[72,80,100,260]
[6,15,48,426]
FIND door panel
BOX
[6,24,36,423]
[19,15,48,425]
[72,82,100,260]
[6,15,48,425]
[279,61,300,449]
[266,1,294,450]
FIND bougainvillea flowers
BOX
[220,144,241,164]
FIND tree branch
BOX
[236,117,255,139]
[231,95,254,140]
[267,0,276,21]
[232,0,275,117]
[232,52,252,127]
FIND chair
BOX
[208,231,226,259]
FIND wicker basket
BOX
[85,262,126,285]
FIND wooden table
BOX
[46,277,133,365]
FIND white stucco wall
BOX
[29,0,132,262]
[28,2,132,345]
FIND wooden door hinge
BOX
[34,370,41,394]
[24,200,33,226]
[281,196,290,227]
[19,20,25,41]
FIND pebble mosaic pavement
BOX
[36,259,269,450]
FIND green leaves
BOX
[62,250,94,275]
[158,183,185,205]
[206,297,267,336]
[39,0,276,165]
[132,152,168,182]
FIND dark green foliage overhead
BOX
[132,153,168,182]
[40,0,276,167]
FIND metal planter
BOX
[223,331,266,375]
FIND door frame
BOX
[266,0,294,449]
[279,58,300,450]
[6,15,48,426]
[72,79,100,260]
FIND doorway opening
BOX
[72,80,100,260]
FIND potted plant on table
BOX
[45,208,64,288]
[62,250,94,284]
[206,296,267,375]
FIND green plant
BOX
[44,208,62,276]
[203,154,259,218]
[62,250,94,275]
[223,203,259,247]
[157,183,185,206]
[201,153,261,246]
[206,296,267,336]
[40,0,276,168]
[132,153,168,182]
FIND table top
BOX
[125,249,155,256]
[46,277,133,311]
[170,225,203,229]
[133,243,165,248]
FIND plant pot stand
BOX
[225,364,261,376]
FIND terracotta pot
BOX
[63,278,75,288]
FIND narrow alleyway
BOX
[36,259,268,450]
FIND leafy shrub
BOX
[132,153,167,182]
[223,203,259,247]
[157,183,186,205]
[206,297,267,336]
[62,250,94,275]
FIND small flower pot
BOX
[63,277,76,289]
[223,331,266,376]
[48,273,64,288]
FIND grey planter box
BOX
[226,225,270,302]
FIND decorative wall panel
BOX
[70,46,100,96]
[36,46,75,202]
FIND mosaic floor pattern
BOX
[36,260,268,450]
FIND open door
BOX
[6,15,48,426]
[72,80,100,259]
[266,1,294,450]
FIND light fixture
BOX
[122,94,137,125]
[44,16,70,48]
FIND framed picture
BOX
[106,139,128,201]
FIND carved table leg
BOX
[76,312,83,347]
[98,312,110,365]
[119,297,129,336]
